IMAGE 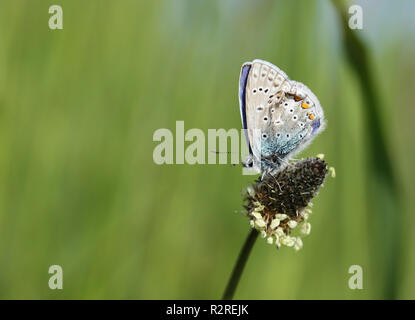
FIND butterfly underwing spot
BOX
[274,75,284,87]
[268,91,283,106]
[288,86,297,95]
[252,65,260,78]
[281,81,291,92]
[272,126,309,157]
[287,93,304,102]
[261,66,269,78]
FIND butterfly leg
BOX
[261,166,273,180]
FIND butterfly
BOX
[239,59,325,175]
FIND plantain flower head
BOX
[244,158,330,250]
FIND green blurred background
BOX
[0,0,414,299]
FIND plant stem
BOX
[222,229,258,300]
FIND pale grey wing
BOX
[244,60,291,162]
[271,80,325,159]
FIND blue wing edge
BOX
[239,62,252,155]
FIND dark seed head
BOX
[245,158,328,217]
[243,158,329,249]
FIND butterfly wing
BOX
[239,63,252,154]
[241,59,325,170]
[277,79,325,159]
[244,60,291,164]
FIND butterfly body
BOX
[239,59,325,175]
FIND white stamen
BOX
[275,235,281,248]
[288,220,298,229]
[275,214,288,221]
[275,227,285,237]
[255,219,266,228]
[252,211,262,220]
[301,222,311,235]
[281,236,295,247]
[329,167,336,178]
[270,218,280,229]
[246,185,255,197]
[294,237,303,251]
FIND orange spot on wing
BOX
[301,102,310,109]
[308,113,315,120]
[294,95,302,101]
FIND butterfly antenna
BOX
[210,150,237,154]
[210,150,241,167]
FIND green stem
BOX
[222,229,258,300]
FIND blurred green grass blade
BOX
[332,0,402,299]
